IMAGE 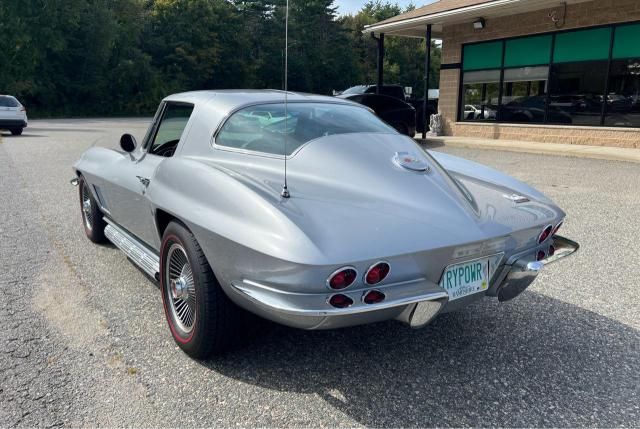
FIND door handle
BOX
[136,176,150,187]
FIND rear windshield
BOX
[215,102,395,156]
[0,96,19,107]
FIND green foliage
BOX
[0,0,441,117]
[341,1,441,97]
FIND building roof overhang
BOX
[363,0,592,38]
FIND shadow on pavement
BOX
[0,133,47,138]
[417,139,445,150]
[202,291,639,427]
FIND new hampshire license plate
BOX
[440,257,495,301]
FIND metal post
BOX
[377,33,385,94]
[422,24,432,139]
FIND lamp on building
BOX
[473,18,486,29]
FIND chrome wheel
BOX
[81,183,93,231]
[166,243,196,333]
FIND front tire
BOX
[160,221,237,358]
[78,176,107,243]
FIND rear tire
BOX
[78,176,107,243]
[10,128,23,136]
[160,221,237,358]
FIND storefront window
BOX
[605,24,640,127]
[460,23,640,128]
[604,59,640,127]
[548,61,608,126]
[499,66,549,124]
[461,70,500,121]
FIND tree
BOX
[340,1,441,96]
[0,0,441,117]
[143,0,248,93]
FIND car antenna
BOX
[280,0,291,199]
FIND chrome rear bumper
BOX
[227,277,448,330]
[226,235,579,330]
[492,235,579,302]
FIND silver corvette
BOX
[72,90,578,358]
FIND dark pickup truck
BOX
[339,85,438,132]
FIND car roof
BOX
[339,93,399,100]
[164,90,353,113]
[161,90,368,157]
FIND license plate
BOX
[439,255,502,301]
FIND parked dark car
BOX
[341,84,407,101]
[338,93,416,136]
[339,85,437,133]
[499,96,572,124]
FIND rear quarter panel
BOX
[73,147,126,212]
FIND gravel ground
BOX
[0,119,638,427]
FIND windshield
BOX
[215,102,395,156]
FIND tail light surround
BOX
[364,261,390,285]
[326,267,358,290]
[538,224,554,244]
[552,221,563,236]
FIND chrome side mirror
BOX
[120,133,137,153]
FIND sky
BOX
[335,0,428,15]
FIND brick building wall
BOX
[438,0,640,148]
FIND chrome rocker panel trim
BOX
[104,218,160,280]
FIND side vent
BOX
[93,185,109,211]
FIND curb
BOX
[415,136,640,164]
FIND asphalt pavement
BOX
[0,119,638,427]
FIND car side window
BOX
[148,103,194,157]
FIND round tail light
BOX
[328,294,353,308]
[536,250,546,261]
[364,262,390,285]
[327,267,357,290]
[548,245,556,257]
[363,290,386,304]
[538,225,553,244]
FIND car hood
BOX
[202,133,563,262]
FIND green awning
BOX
[613,23,640,59]
[504,35,552,67]
[554,27,612,63]
[463,41,503,71]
